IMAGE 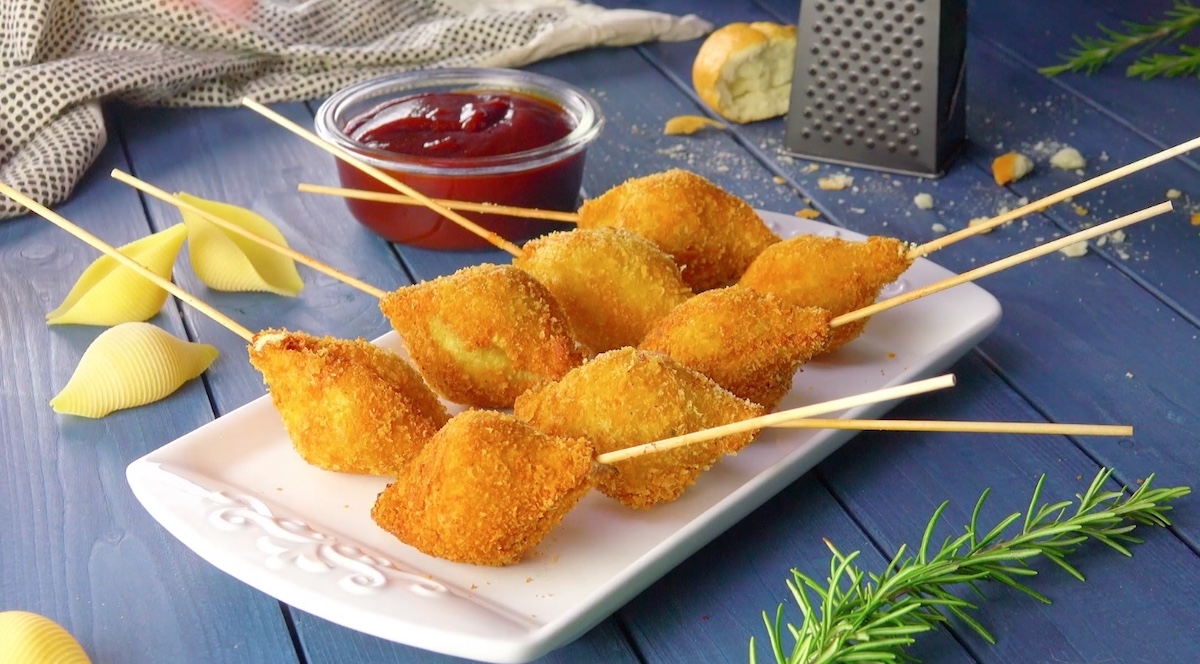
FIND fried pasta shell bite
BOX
[577,169,780,291]
[639,286,831,410]
[515,227,693,353]
[738,235,912,354]
[371,410,594,566]
[514,348,763,509]
[379,264,586,408]
[248,329,449,477]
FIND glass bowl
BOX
[314,68,604,250]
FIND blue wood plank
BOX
[0,126,299,663]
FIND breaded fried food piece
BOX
[515,227,693,353]
[639,286,831,410]
[577,169,780,291]
[738,235,912,354]
[514,348,763,509]
[248,329,449,476]
[371,410,593,566]
[379,264,586,408]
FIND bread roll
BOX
[692,22,797,123]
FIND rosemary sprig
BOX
[751,468,1191,664]
[1040,2,1200,78]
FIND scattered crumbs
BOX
[1072,204,1088,216]
[1096,235,1107,247]
[817,173,854,190]
[800,163,820,174]
[1049,146,1087,170]
[992,151,1033,185]
[886,352,897,359]
[795,208,821,219]
[470,584,478,590]
[1166,188,1182,200]
[913,192,934,209]
[849,207,866,214]
[968,217,994,234]
[1191,212,1200,226]
[772,175,786,184]
[1100,151,1110,161]
[931,222,947,233]
[1017,196,1029,205]
[1109,229,1127,243]
[1126,371,1135,378]
[663,115,725,135]
[1059,240,1089,258]
[526,577,534,583]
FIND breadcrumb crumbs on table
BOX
[817,173,854,190]
[991,151,1033,185]
[1191,212,1200,226]
[1167,188,1183,199]
[1059,240,1089,258]
[773,175,786,184]
[1073,204,1088,215]
[1050,146,1087,170]
[1109,229,1126,243]
[795,208,821,219]
[931,222,947,233]
[913,193,934,209]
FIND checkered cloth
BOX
[0,0,710,219]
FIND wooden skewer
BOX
[907,134,1200,258]
[111,169,389,300]
[774,419,1131,436]
[240,97,524,257]
[0,181,255,342]
[832,201,1173,328]
[595,373,957,464]
[297,183,580,223]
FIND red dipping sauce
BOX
[315,70,603,250]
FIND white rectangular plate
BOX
[127,212,1002,663]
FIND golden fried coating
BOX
[577,169,780,291]
[639,286,831,410]
[738,235,912,354]
[514,348,763,509]
[515,227,693,354]
[379,264,586,409]
[248,329,449,476]
[371,410,594,566]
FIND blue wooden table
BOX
[3,0,1199,662]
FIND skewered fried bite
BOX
[514,348,763,509]
[379,264,586,408]
[515,227,693,353]
[371,410,594,566]
[248,329,449,476]
[577,169,780,291]
[739,235,912,354]
[640,286,831,410]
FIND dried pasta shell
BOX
[46,224,188,326]
[178,193,303,296]
[50,322,218,418]
[0,610,92,664]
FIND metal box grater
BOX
[783,0,968,177]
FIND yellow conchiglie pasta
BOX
[0,610,92,664]
[51,322,218,418]
[178,193,303,296]
[46,224,188,326]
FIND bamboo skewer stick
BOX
[297,183,580,223]
[240,97,524,257]
[832,201,1173,328]
[596,374,957,464]
[907,134,1200,258]
[0,182,255,342]
[774,419,1131,436]
[110,169,389,300]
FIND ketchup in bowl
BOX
[315,70,604,250]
